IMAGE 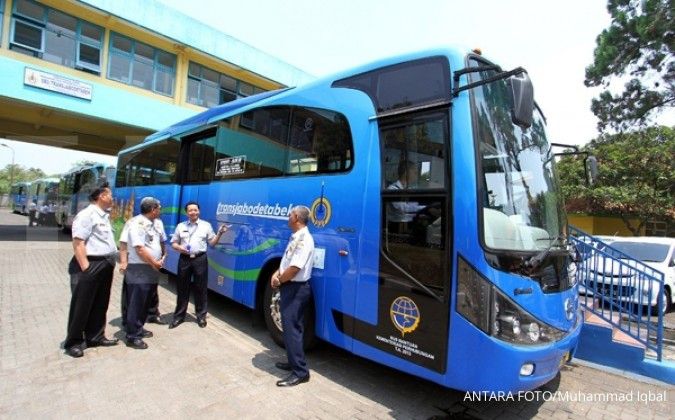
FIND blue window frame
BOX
[108,32,176,96]
[9,0,103,74]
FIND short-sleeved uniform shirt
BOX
[127,214,166,265]
[119,219,131,244]
[71,204,117,256]
[280,226,315,282]
[171,219,215,254]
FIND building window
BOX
[0,0,5,43]
[9,0,103,74]
[108,32,176,96]
[187,61,266,107]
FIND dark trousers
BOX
[173,254,208,321]
[65,257,114,348]
[28,210,37,227]
[280,281,312,378]
[124,264,159,340]
[121,279,159,326]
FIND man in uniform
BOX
[169,201,227,329]
[270,205,315,387]
[64,183,118,358]
[124,197,166,349]
[27,199,37,227]
[119,219,165,329]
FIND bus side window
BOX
[214,109,289,180]
[288,107,353,175]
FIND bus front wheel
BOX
[262,278,316,351]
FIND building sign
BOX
[23,67,92,100]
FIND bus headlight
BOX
[457,257,566,345]
[526,322,540,342]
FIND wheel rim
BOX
[269,289,283,331]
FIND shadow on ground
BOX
[0,224,71,242]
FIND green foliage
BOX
[557,126,675,235]
[0,165,47,195]
[585,0,674,131]
[71,159,97,168]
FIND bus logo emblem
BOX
[309,197,332,227]
[390,296,421,337]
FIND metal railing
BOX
[569,226,664,361]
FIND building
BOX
[0,0,314,155]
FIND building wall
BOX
[0,0,313,153]
[77,0,314,88]
[568,214,646,236]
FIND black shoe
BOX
[275,362,292,371]
[147,316,166,325]
[126,338,148,349]
[168,319,184,329]
[141,330,153,338]
[276,373,309,387]
[86,337,119,347]
[66,346,83,358]
[197,318,207,328]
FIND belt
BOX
[87,255,114,261]
[181,252,206,258]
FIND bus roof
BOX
[33,177,60,183]
[64,162,115,175]
[131,46,472,153]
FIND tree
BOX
[0,165,46,194]
[585,0,674,132]
[71,159,97,168]
[557,126,675,235]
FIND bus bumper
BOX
[445,312,581,392]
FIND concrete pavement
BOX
[0,209,673,419]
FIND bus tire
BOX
[262,278,316,351]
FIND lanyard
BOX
[184,222,199,246]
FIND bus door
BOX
[354,110,452,374]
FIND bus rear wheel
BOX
[262,278,316,351]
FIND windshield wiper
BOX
[524,236,570,271]
[452,65,527,97]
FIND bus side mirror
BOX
[508,72,534,129]
[585,155,598,186]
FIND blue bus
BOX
[57,163,115,230]
[10,181,31,214]
[28,177,60,225]
[114,48,580,392]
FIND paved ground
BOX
[0,209,673,419]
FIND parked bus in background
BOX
[10,181,31,214]
[113,47,580,392]
[56,163,115,230]
[28,177,60,226]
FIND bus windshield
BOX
[470,60,565,252]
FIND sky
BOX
[2,0,614,175]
